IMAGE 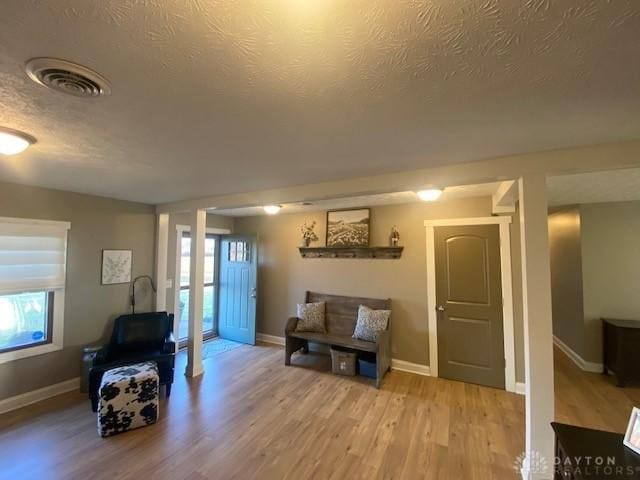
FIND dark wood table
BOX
[602,318,640,387]
[552,422,640,479]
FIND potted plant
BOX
[299,220,318,247]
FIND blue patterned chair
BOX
[98,361,159,437]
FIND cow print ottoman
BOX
[98,361,159,437]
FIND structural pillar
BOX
[518,173,555,479]
[186,208,205,377]
[154,213,169,311]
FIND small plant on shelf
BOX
[299,219,319,247]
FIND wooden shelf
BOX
[298,246,403,259]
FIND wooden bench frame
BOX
[285,291,391,388]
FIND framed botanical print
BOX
[101,249,132,285]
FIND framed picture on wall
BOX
[101,249,132,285]
[326,208,370,247]
[624,407,640,455]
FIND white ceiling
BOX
[547,168,640,207]
[215,182,501,216]
[1,1,639,204]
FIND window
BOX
[228,241,249,262]
[0,217,69,363]
[178,233,217,342]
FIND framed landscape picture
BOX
[101,249,132,285]
[326,208,370,247]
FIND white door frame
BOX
[174,225,231,339]
[424,216,516,393]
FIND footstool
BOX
[98,361,159,437]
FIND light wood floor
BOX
[0,344,637,480]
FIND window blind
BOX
[0,217,70,295]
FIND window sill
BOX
[0,342,63,365]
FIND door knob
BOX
[250,288,257,299]
[436,305,446,312]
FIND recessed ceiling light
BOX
[416,188,443,202]
[0,127,36,155]
[263,205,282,215]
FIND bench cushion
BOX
[353,305,391,342]
[289,331,377,352]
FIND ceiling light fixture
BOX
[416,188,443,202]
[0,127,36,155]
[263,205,282,215]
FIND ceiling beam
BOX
[492,180,518,214]
[156,140,640,214]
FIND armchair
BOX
[88,311,176,411]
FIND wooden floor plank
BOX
[1,343,636,479]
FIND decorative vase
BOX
[301,238,311,247]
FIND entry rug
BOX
[202,337,243,360]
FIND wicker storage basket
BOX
[330,346,357,376]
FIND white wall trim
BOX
[424,216,512,227]
[553,335,603,373]
[391,359,431,376]
[0,377,80,415]
[257,333,285,345]
[424,216,517,393]
[515,382,526,395]
[176,224,231,235]
[0,216,71,230]
[257,333,432,377]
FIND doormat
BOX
[202,337,243,360]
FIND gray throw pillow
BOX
[295,302,326,333]
[352,305,390,342]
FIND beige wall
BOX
[0,182,156,400]
[235,197,525,381]
[548,207,585,357]
[581,201,640,363]
[165,212,234,315]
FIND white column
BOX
[186,208,206,377]
[155,213,169,311]
[518,173,555,480]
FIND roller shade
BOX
[0,217,70,295]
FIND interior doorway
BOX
[174,226,258,348]
[434,223,505,389]
[425,216,516,392]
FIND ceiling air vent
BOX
[25,58,111,97]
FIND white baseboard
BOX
[390,359,431,376]
[515,382,526,395]
[0,377,80,415]
[553,335,603,373]
[257,333,432,377]
[256,333,285,346]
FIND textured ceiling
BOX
[548,168,640,206]
[1,1,639,204]
[215,181,501,216]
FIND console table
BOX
[552,422,640,479]
[602,318,640,387]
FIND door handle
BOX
[250,288,257,299]
[436,305,446,312]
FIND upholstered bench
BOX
[98,361,159,437]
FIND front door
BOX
[434,224,505,389]
[218,235,258,345]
